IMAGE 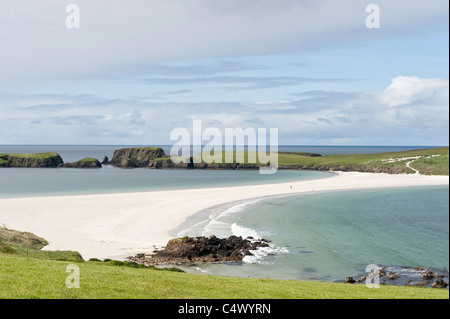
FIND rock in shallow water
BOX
[127,235,272,265]
[345,266,449,289]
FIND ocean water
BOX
[179,186,449,282]
[0,167,331,198]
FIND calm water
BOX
[0,144,343,198]
[180,186,449,282]
[0,168,331,198]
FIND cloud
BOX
[50,115,103,126]
[134,75,358,90]
[332,116,351,123]
[0,76,447,145]
[380,76,449,107]
[123,61,268,77]
[317,117,332,124]
[0,0,447,85]
[129,110,146,126]
[244,117,265,126]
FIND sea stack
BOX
[109,147,166,168]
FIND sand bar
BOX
[0,171,448,260]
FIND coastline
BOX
[0,171,448,261]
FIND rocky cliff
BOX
[0,153,64,168]
[148,157,261,170]
[109,147,167,168]
[59,157,102,168]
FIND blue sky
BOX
[0,0,448,145]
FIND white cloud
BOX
[0,76,447,145]
[380,76,449,107]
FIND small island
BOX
[0,152,63,168]
[108,147,166,168]
[0,152,101,169]
[59,157,102,168]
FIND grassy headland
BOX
[163,146,449,175]
[0,227,82,261]
[409,153,449,175]
[0,152,64,167]
[276,146,449,175]
[62,157,102,168]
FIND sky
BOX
[0,0,448,146]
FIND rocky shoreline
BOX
[344,266,449,289]
[127,236,449,290]
[127,235,272,266]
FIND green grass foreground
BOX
[0,254,447,299]
[1,228,447,299]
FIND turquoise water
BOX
[181,186,449,282]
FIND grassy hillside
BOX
[276,146,449,174]
[0,254,448,299]
[0,228,448,299]
[409,153,449,175]
[0,227,82,261]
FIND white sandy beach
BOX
[0,171,448,261]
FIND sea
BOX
[0,145,448,283]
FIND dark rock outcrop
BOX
[128,235,271,265]
[431,279,448,289]
[355,276,366,283]
[0,153,63,168]
[346,266,449,289]
[421,271,436,280]
[101,156,109,165]
[109,147,166,168]
[387,272,399,280]
[344,277,356,284]
[149,157,261,170]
